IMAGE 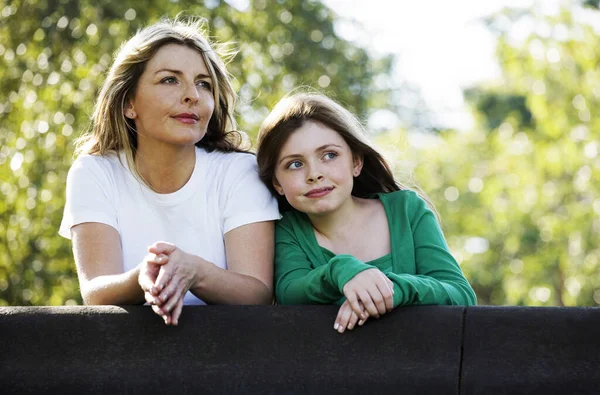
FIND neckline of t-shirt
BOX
[120,147,205,206]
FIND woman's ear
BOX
[352,154,364,177]
[272,178,285,196]
[124,100,136,119]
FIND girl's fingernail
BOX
[358,320,364,326]
[334,323,339,330]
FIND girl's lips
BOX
[305,187,334,198]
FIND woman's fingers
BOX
[154,264,173,293]
[148,241,176,256]
[158,277,185,314]
[151,303,171,324]
[144,291,159,305]
[170,296,185,326]
[138,253,168,294]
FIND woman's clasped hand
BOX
[138,242,201,326]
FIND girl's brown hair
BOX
[256,92,438,218]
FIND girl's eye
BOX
[323,152,338,160]
[286,160,303,170]
[161,76,178,84]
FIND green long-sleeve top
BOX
[274,190,477,307]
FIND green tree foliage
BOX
[0,0,393,305]
[379,4,600,306]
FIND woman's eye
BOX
[286,160,303,170]
[197,80,212,90]
[323,152,338,160]
[161,76,177,84]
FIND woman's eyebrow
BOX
[154,68,211,79]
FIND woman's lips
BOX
[305,187,334,198]
[173,113,199,124]
[173,116,198,124]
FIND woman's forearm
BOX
[190,258,272,305]
[80,266,145,305]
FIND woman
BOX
[59,18,280,325]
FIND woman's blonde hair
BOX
[256,92,439,219]
[76,17,245,180]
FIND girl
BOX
[256,93,476,334]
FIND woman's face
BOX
[127,43,215,150]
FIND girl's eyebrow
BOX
[278,144,343,165]
[154,68,211,79]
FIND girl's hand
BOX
[334,299,368,334]
[342,268,395,320]
[138,252,169,305]
[147,242,198,326]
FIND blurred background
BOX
[1,0,599,306]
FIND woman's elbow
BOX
[80,287,110,305]
[79,282,126,305]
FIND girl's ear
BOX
[272,178,285,195]
[352,154,364,177]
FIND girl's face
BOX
[126,43,215,151]
[273,121,362,217]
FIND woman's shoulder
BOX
[69,152,123,175]
[201,148,257,176]
[201,148,255,165]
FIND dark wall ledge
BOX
[1,305,599,394]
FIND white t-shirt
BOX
[59,147,281,305]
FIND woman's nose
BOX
[183,83,200,104]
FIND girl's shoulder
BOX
[276,209,312,237]
[378,189,434,220]
[278,209,309,227]
[378,189,422,205]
